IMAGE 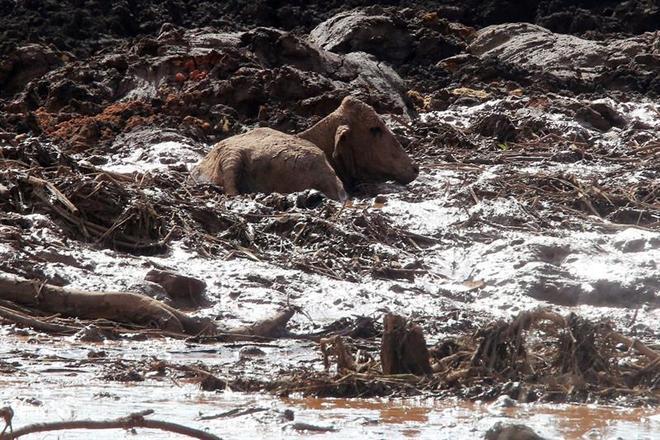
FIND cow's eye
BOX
[370,127,382,135]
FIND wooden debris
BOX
[289,422,337,433]
[0,274,296,340]
[0,409,219,440]
[380,313,432,375]
[0,304,80,334]
[320,335,356,372]
[0,274,207,335]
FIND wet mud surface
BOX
[2,331,659,439]
[1,0,659,438]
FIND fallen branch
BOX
[198,407,267,421]
[26,176,80,216]
[0,274,207,335]
[0,409,219,440]
[191,308,296,342]
[288,422,337,433]
[0,274,297,341]
[228,307,295,340]
[0,304,80,334]
[606,331,660,362]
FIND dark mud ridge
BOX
[0,1,659,439]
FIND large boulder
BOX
[468,23,660,93]
[244,27,409,114]
[309,10,413,64]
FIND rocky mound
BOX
[468,23,660,95]
[3,25,410,152]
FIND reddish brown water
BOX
[287,397,660,439]
[1,334,658,439]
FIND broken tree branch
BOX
[0,304,81,334]
[0,274,209,335]
[0,274,297,340]
[191,308,296,342]
[607,331,660,362]
[0,409,220,440]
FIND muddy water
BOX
[2,334,658,439]
[286,398,660,439]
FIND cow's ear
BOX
[333,125,355,186]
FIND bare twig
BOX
[1,409,220,440]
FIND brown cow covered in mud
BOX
[191,96,419,200]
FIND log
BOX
[190,308,296,343]
[218,308,295,341]
[0,274,208,335]
[380,313,432,375]
[0,274,297,340]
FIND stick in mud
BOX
[0,409,220,440]
[0,304,81,334]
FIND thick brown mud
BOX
[1,1,659,438]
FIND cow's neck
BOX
[298,114,340,159]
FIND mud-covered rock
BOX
[473,114,517,141]
[575,101,627,131]
[130,280,170,303]
[8,26,410,152]
[106,128,204,173]
[0,184,9,201]
[144,269,208,307]
[456,0,659,35]
[612,229,660,253]
[74,325,108,342]
[468,23,660,94]
[413,28,466,65]
[541,0,660,35]
[0,0,356,60]
[575,106,615,132]
[309,10,413,64]
[0,44,69,97]
[521,262,659,307]
[484,422,546,440]
[2,1,657,67]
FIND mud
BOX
[2,332,659,439]
[1,0,659,438]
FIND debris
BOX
[381,314,432,375]
[144,269,209,308]
[0,274,297,340]
[0,409,220,440]
[287,422,337,433]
